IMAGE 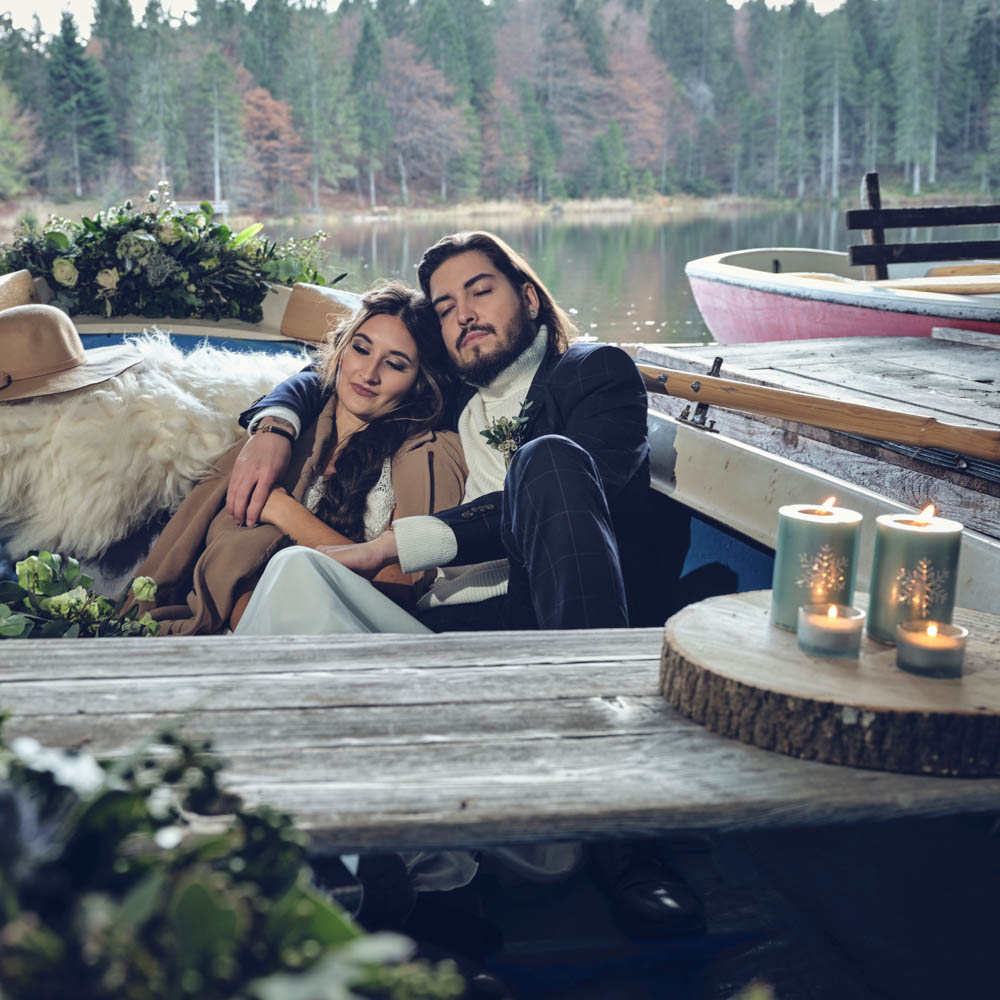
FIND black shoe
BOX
[591,840,706,938]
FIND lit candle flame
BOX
[821,496,837,508]
[827,605,838,619]
[920,504,935,519]
[927,623,938,638]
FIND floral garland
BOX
[0,182,339,324]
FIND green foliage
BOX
[0,551,158,639]
[480,399,533,468]
[0,183,340,322]
[0,722,464,999]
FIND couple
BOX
[142,230,651,637]
[138,229,703,937]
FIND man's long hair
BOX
[311,281,451,542]
[416,231,576,355]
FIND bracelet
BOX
[254,423,295,444]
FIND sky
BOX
[8,0,847,40]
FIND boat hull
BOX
[687,248,1000,344]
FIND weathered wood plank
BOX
[649,393,1000,537]
[2,696,675,752]
[5,622,1000,852]
[0,660,660,716]
[639,342,1000,427]
[933,327,1000,349]
[0,628,660,682]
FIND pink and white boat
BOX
[685,247,1000,344]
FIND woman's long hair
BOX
[311,282,450,542]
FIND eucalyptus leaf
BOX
[0,613,30,638]
[0,582,28,603]
[232,223,264,247]
[45,231,70,251]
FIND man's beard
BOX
[449,302,537,388]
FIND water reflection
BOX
[268,208,991,345]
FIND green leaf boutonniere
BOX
[481,399,533,468]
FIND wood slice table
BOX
[661,590,1000,777]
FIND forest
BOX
[1,0,999,214]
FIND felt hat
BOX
[0,304,144,403]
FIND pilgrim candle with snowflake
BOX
[867,505,962,644]
[770,498,862,631]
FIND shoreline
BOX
[0,193,786,243]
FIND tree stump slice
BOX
[661,591,1000,777]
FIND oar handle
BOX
[638,364,1000,462]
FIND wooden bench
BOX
[3,615,999,854]
[846,171,1000,281]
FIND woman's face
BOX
[336,312,421,425]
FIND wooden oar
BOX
[637,363,1000,462]
[785,271,1000,294]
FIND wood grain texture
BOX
[4,626,1000,851]
[638,364,1000,460]
[661,591,1000,778]
[647,394,1000,538]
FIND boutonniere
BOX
[481,399,533,468]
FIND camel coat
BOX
[133,396,466,635]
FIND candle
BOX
[770,497,862,631]
[867,505,963,644]
[797,603,865,658]
[895,620,968,678]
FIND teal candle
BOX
[770,501,862,631]
[868,509,963,644]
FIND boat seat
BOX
[279,282,356,343]
[0,269,41,312]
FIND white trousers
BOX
[234,546,583,888]
[234,546,431,636]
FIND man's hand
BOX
[226,427,293,526]
[318,529,399,580]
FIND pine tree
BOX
[351,12,391,206]
[45,12,115,197]
[0,78,40,198]
[91,0,141,173]
[285,3,358,212]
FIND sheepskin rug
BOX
[0,333,308,561]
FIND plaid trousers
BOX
[420,434,628,632]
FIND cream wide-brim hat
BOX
[0,303,144,403]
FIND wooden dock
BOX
[4,620,1000,854]
[638,335,1000,541]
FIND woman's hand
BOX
[319,529,399,580]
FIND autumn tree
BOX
[241,86,310,213]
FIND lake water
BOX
[276,204,861,345]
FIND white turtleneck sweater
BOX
[393,326,549,609]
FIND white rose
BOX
[95,267,119,292]
[51,257,79,288]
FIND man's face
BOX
[428,250,539,386]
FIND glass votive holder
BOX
[895,621,968,678]
[797,603,865,659]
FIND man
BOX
[230,231,703,934]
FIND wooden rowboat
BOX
[685,248,1000,344]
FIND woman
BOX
[133,282,466,635]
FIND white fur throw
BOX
[0,333,308,559]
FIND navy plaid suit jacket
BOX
[240,341,650,601]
